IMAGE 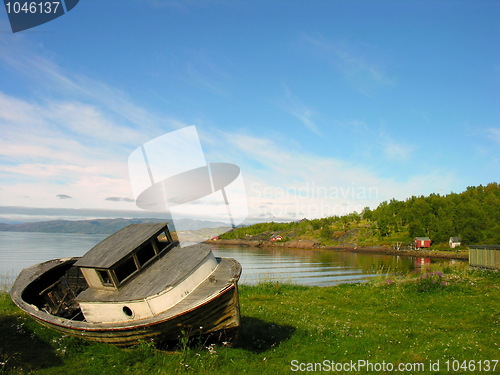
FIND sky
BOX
[0,0,498,225]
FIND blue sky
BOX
[0,0,498,223]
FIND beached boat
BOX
[10,223,242,346]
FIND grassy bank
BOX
[1,265,498,374]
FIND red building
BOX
[414,237,431,248]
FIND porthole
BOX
[122,306,134,317]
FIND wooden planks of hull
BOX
[30,283,240,346]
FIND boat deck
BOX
[77,244,212,302]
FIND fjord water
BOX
[0,231,446,287]
[0,231,108,285]
[210,245,419,286]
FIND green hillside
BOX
[221,183,500,247]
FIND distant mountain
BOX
[0,218,229,234]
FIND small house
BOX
[270,235,283,242]
[449,237,461,249]
[414,237,431,249]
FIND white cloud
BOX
[383,140,415,161]
[0,37,187,138]
[486,127,500,144]
[303,35,395,94]
[212,132,455,221]
[0,37,191,211]
[44,101,144,144]
[283,85,321,135]
[0,34,457,222]
[180,51,234,98]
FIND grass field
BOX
[1,264,498,374]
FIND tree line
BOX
[221,183,499,245]
[363,183,499,245]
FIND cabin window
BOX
[155,231,171,252]
[157,231,170,243]
[97,270,114,287]
[136,242,156,266]
[115,257,138,283]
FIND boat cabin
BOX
[72,223,218,324]
[74,223,175,290]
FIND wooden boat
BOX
[10,223,241,346]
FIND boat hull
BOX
[11,257,241,346]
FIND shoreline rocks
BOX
[206,239,469,260]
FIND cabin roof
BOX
[74,223,169,269]
[414,237,431,241]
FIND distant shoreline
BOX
[207,239,469,261]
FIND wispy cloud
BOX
[283,86,321,135]
[0,37,186,137]
[486,127,500,144]
[0,38,187,210]
[105,197,135,202]
[180,51,233,98]
[215,132,454,220]
[382,139,416,161]
[303,34,395,94]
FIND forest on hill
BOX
[363,183,499,244]
[221,183,500,246]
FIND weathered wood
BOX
[11,223,242,346]
[74,223,170,269]
[27,281,240,345]
[469,246,500,269]
[11,257,242,346]
[77,244,212,302]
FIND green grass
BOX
[1,265,498,374]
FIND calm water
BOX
[0,231,453,287]
[0,231,108,285]
[210,245,428,286]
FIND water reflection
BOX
[211,245,437,286]
[0,231,462,288]
[413,257,431,268]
